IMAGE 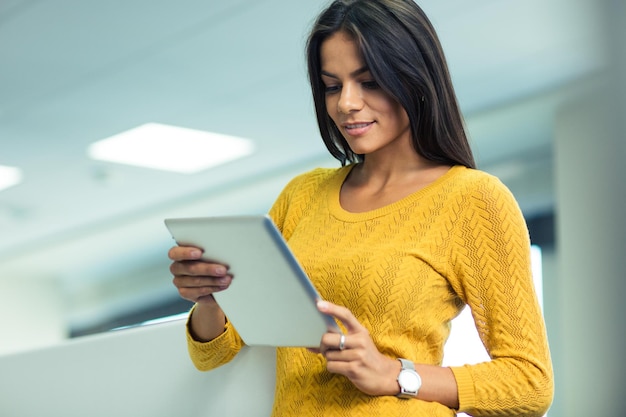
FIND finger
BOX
[317,300,365,334]
[319,331,345,355]
[168,245,204,261]
[179,288,220,304]
[170,260,229,277]
[178,286,210,302]
[172,274,232,289]
[176,276,233,303]
[321,332,347,351]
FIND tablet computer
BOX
[164,215,340,347]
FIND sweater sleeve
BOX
[447,175,554,417]
[185,306,245,372]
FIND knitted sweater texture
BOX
[187,165,553,417]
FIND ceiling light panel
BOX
[87,123,255,174]
[0,165,22,192]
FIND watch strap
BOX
[398,358,415,371]
[396,358,421,399]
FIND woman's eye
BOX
[362,80,380,90]
[324,85,341,94]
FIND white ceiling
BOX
[0,0,607,332]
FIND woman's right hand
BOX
[169,245,233,305]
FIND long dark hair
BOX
[306,0,476,168]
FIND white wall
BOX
[0,278,67,355]
[0,319,276,417]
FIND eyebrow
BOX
[320,66,370,79]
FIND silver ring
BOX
[339,334,346,351]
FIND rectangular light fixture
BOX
[87,123,255,174]
[0,165,22,192]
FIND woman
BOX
[169,1,554,416]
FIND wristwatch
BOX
[396,358,421,399]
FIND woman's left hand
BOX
[315,300,401,396]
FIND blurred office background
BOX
[0,0,624,416]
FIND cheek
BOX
[398,110,410,131]
[388,102,410,130]
[372,91,407,123]
[325,97,340,124]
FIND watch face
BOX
[398,370,420,391]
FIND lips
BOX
[343,121,374,136]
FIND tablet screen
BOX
[165,215,340,347]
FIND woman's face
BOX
[320,31,411,158]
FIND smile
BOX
[343,122,374,136]
[345,122,371,129]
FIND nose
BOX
[337,83,363,114]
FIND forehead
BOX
[320,31,365,72]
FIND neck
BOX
[355,151,440,183]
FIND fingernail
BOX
[215,266,227,275]
[190,250,202,258]
[317,300,328,310]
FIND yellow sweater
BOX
[187,165,553,417]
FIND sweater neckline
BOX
[327,164,465,222]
